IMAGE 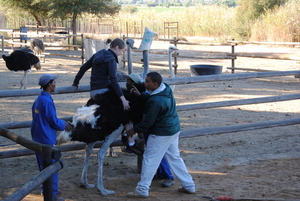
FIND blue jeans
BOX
[35,153,59,197]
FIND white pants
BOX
[135,131,195,196]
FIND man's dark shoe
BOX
[125,143,144,155]
[54,197,65,201]
[122,135,128,145]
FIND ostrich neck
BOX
[168,51,175,78]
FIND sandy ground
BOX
[0,39,300,201]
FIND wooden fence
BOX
[0,128,63,201]
[121,37,300,75]
[1,71,300,199]
[0,28,85,64]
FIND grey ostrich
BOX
[31,38,45,55]
[168,46,178,91]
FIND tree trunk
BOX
[31,13,41,26]
[72,13,78,50]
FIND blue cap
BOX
[38,74,59,87]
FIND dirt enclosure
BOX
[0,39,300,201]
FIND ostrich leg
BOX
[97,125,124,195]
[81,142,97,189]
[20,71,28,89]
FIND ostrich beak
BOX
[33,62,41,70]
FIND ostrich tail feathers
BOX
[56,130,72,145]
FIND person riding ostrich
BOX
[56,87,145,195]
[2,48,41,89]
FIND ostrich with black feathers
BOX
[2,48,41,89]
[57,83,146,195]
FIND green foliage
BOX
[184,0,193,7]
[1,0,51,25]
[251,0,300,42]
[49,0,121,20]
[121,6,138,13]
[234,0,288,40]
[119,5,234,40]
[147,3,158,7]
[211,0,237,7]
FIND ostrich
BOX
[2,49,41,89]
[56,87,145,195]
[168,46,178,91]
[31,38,45,55]
[105,38,112,49]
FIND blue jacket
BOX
[31,91,65,145]
[73,49,123,98]
[134,83,180,136]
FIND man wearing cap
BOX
[31,74,72,201]
[121,73,145,155]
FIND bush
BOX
[121,6,138,13]
[147,3,158,7]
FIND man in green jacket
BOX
[127,72,195,198]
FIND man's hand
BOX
[130,85,141,96]
[65,121,72,132]
[126,129,136,137]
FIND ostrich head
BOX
[33,62,41,70]
[167,46,179,83]
[126,38,135,49]
[168,46,178,54]
[106,38,112,45]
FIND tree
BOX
[49,0,121,46]
[1,0,50,26]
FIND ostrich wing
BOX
[2,51,31,71]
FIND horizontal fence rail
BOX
[1,71,300,98]
[2,161,63,201]
[0,128,63,200]
[1,67,300,200]
[1,93,300,130]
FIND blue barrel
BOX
[20,27,30,41]
[190,64,223,76]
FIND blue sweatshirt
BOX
[31,91,65,145]
[73,49,124,98]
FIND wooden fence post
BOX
[81,33,84,64]
[42,145,54,201]
[173,37,178,75]
[231,39,235,74]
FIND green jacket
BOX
[134,83,180,136]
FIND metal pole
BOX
[126,38,134,74]
[142,50,149,79]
